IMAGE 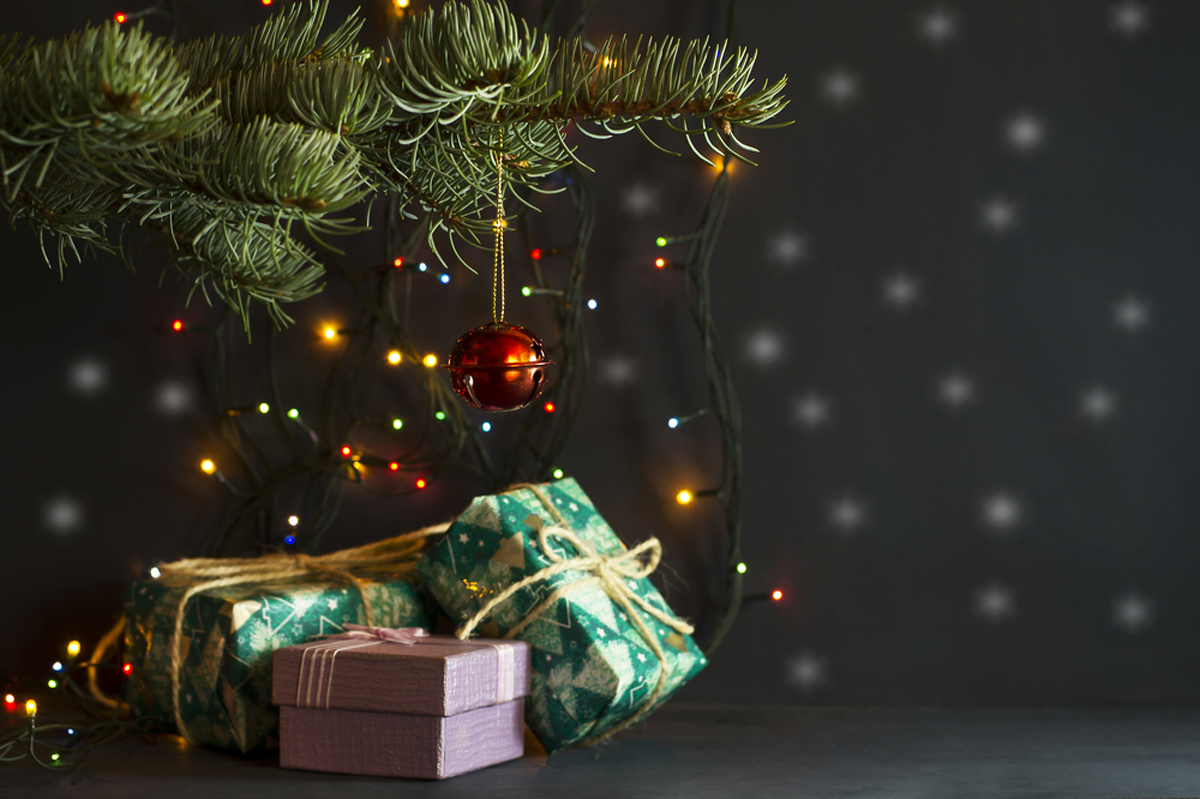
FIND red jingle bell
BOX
[445,322,553,412]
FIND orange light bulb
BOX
[771,589,783,601]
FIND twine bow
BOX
[455,484,694,746]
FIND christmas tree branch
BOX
[0,0,787,327]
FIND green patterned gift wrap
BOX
[416,479,707,753]
[122,575,431,752]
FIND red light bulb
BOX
[122,662,133,675]
[530,248,542,260]
[415,478,427,489]
[393,257,404,268]
[771,589,783,601]
[544,401,556,413]
[389,462,399,472]
[340,445,352,458]
[171,319,184,332]
[114,12,127,23]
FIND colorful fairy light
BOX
[771,589,783,601]
[676,489,694,505]
[288,408,300,419]
[418,262,428,272]
[423,354,439,367]
[340,445,352,458]
[439,274,450,284]
[655,257,667,268]
[284,535,295,545]
[149,566,161,578]
[387,350,402,364]
[258,402,270,414]
[392,418,403,430]
[481,422,492,432]
[435,411,446,420]
[122,663,133,675]
[415,478,427,489]
[200,459,216,474]
[52,661,62,672]
[544,402,556,413]
[4,694,15,711]
[587,299,598,310]
[114,12,127,23]
[530,248,542,260]
[736,562,747,574]
[47,679,57,689]
[323,326,337,340]
[393,257,404,268]
[25,699,36,717]
[287,515,299,527]
[171,320,184,332]
[521,286,532,297]
[67,640,81,657]
[668,417,679,428]
[552,468,564,479]
[389,462,399,471]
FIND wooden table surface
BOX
[4,704,1200,798]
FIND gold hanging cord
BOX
[491,133,506,325]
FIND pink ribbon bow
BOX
[335,624,430,644]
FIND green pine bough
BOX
[0,0,787,327]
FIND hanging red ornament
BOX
[445,133,553,413]
[446,322,551,411]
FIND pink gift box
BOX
[272,630,530,780]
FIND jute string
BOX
[89,522,450,742]
[455,483,694,746]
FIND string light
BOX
[67,640,81,657]
[668,417,679,428]
[52,661,63,672]
[521,286,532,297]
[552,468,564,479]
[656,237,668,247]
[439,274,450,284]
[586,299,598,310]
[114,12,127,23]
[393,257,404,268]
[544,402,556,413]
[47,679,57,689]
[676,489,694,505]
[262,0,272,5]
[387,350,402,364]
[323,326,337,340]
[415,478,427,489]
[736,562,747,574]
[258,402,270,414]
[389,462,399,471]
[171,320,184,332]
[481,422,492,432]
[122,663,133,676]
[435,411,446,420]
[51,754,60,762]
[284,535,295,545]
[418,262,428,272]
[4,694,15,711]
[287,515,299,527]
[392,418,403,430]
[340,445,352,458]
[530,248,542,260]
[288,408,300,419]
[200,459,216,474]
[771,589,783,601]
[423,354,439,367]
[655,257,667,269]
[25,700,36,717]
[149,566,161,578]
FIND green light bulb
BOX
[287,408,299,419]
[435,411,446,421]
[656,236,667,247]
[552,468,564,479]
[392,419,403,430]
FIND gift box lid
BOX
[272,627,530,718]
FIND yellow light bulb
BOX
[200,459,216,474]
[25,699,36,716]
[323,326,337,340]
[66,640,81,657]
[676,490,694,505]
[387,350,402,365]
[423,354,439,368]
[287,515,299,527]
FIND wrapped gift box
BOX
[272,630,530,779]
[123,575,431,752]
[415,478,707,753]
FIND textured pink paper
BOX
[278,699,525,779]
[272,636,530,716]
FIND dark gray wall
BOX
[3,0,1198,707]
